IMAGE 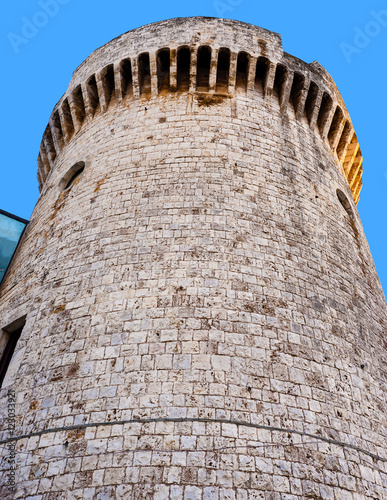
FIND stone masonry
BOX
[0,17,386,500]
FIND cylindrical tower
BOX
[1,17,386,499]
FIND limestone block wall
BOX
[0,17,386,500]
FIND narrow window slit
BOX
[305,82,319,124]
[216,48,230,92]
[52,110,64,150]
[138,53,151,95]
[317,92,333,135]
[157,49,170,93]
[120,59,133,98]
[101,64,115,108]
[196,46,211,91]
[290,72,305,113]
[273,64,287,102]
[87,75,99,115]
[44,125,57,163]
[37,154,47,184]
[348,149,362,184]
[72,85,86,125]
[328,106,344,147]
[337,121,352,158]
[236,52,249,91]
[177,47,190,91]
[255,57,269,93]
[61,98,74,139]
[343,133,358,174]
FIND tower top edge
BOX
[72,17,283,79]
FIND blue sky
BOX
[1,0,386,294]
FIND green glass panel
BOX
[0,211,28,285]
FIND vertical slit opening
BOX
[87,75,99,115]
[52,110,64,149]
[138,53,151,95]
[305,81,319,124]
[348,149,362,183]
[255,57,269,93]
[177,46,191,91]
[196,46,211,90]
[157,49,170,93]
[39,145,50,176]
[343,134,358,174]
[337,121,352,159]
[72,85,86,125]
[328,106,344,147]
[290,72,305,113]
[45,125,56,163]
[216,48,230,92]
[61,99,74,139]
[102,64,115,108]
[120,59,133,98]
[273,64,287,102]
[236,51,249,90]
[317,92,333,135]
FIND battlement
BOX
[37,17,363,203]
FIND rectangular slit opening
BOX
[255,57,269,93]
[120,59,133,98]
[72,85,86,125]
[177,47,191,91]
[290,72,305,113]
[273,64,287,102]
[236,52,249,91]
[87,74,100,114]
[196,46,211,91]
[52,110,64,150]
[138,53,151,95]
[44,125,57,163]
[317,92,333,135]
[337,121,352,158]
[328,106,344,147]
[61,98,74,139]
[102,64,115,108]
[216,48,230,93]
[305,81,319,124]
[157,49,170,93]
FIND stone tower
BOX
[1,17,386,500]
